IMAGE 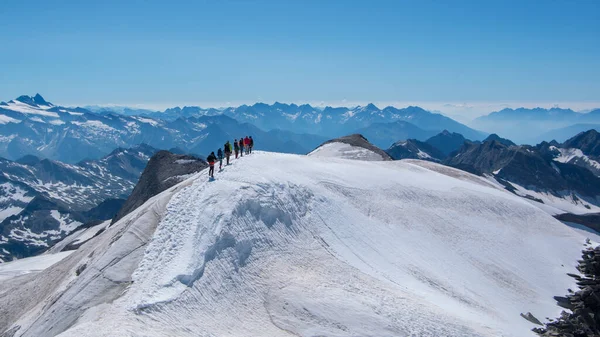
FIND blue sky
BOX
[1,0,599,116]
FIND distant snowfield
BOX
[553,147,600,169]
[308,142,386,161]
[0,151,593,337]
[0,251,73,281]
[0,114,20,124]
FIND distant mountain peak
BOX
[16,154,42,166]
[581,129,599,136]
[33,93,50,106]
[484,133,516,147]
[15,95,37,105]
[14,94,52,107]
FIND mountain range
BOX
[0,95,329,163]
[388,128,600,217]
[0,145,158,262]
[473,107,600,144]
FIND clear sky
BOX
[1,0,599,118]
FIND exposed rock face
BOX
[425,130,468,157]
[534,245,600,336]
[563,130,600,157]
[554,213,600,232]
[446,140,600,199]
[484,133,516,147]
[386,139,446,161]
[113,151,207,223]
[314,134,393,161]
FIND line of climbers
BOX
[206,136,254,178]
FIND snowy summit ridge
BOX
[309,134,393,161]
[0,150,593,337]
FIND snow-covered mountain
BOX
[308,134,392,161]
[0,145,158,262]
[136,102,485,141]
[446,137,600,215]
[543,130,600,177]
[0,149,594,337]
[0,95,327,163]
[84,105,159,116]
[221,103,486,140]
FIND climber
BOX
[244,136,250,155]
[207,151,217,178]
[224,141,232,165]
[217,148,224,170]
[234,139,240,159]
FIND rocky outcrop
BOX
[447,140,600,198]
[386,139,446,161]
[112,151,207,223]
[563,130,600,157]
[315,134,393,161]
[484,133,515,147]
[534,245,600,336]
[425,130,468,157]
[555,213,600,232]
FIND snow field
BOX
[1,151,594,337]
[308,142,387,161]
[64,152,588,336]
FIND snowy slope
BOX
[551,146,600,176]
[308,142,387,161]
[0,152,592,337]
[0,251,73,282]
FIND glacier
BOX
[0,150,594,337]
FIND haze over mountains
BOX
[473,107,600,144]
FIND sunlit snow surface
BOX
[0,251,73,281]
[308,142,386,161]
[1,152,592,337]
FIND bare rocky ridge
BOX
[112,151,207,223]
[386,139,446,161]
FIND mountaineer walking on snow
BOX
[244,136,250,155]
[207,151,217,178]
[224,141,232,165]
[239,137,244,157]
[249,136,254,154]
[234,139,240,159]
[217,148,224,170]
